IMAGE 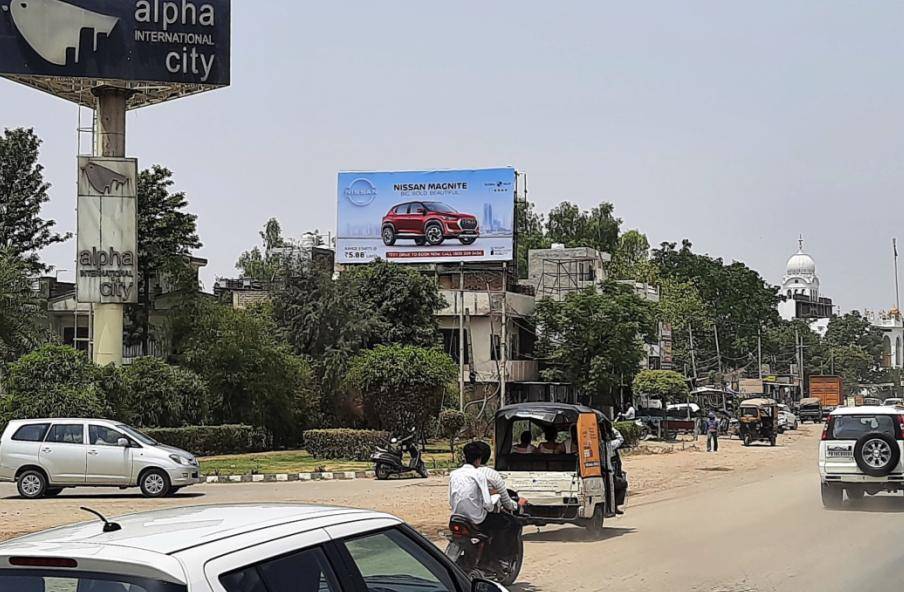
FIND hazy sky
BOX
[4,1,904,312]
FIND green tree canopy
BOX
[545,201,621,254]
[609,230,654,282]
[0,251,46,367]
[1,345,108,426]
[514,200,550,278]
[345,345,456,434]
[179,301,314,445]
[632,369,689,400]
[0,128,70,273]
[534,283,656,407]
[129,166,201,354]
[236,218,287,281]
[115,357,210,427]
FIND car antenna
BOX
[80,507,122,532]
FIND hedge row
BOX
[614,421,643,449]
[303,429,390,461]
[144,424,271,457]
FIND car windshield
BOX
[832,415,896,439]
[0,571,185,592]
[422,202,457,213]
[115,424,158,446]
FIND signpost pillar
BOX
[91,85,131,366]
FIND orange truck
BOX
[809,375,844,415]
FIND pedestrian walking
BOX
[706,411,719,452]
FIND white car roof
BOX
[830,406,901,416]
[0,504,397,556]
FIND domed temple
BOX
[777,238,834,334]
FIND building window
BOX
[490,334,502,361]
[883,335,892,368]
[897,337,902,368]
[440,329,470,364]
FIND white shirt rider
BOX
[449,463,494,524]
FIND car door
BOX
[406,202,427,234]
[39,423,87,484]
[330,524,468,592]
[86,424,133,485]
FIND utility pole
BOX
[458,262,465,411]
[688,324,698,380]
[830,347,835,374]
[713,324,723,375]
[757,328,763,380]
[895,238,901,314]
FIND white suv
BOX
[0,504,504,592]
[0,418,201,498]
[818,406,904,507]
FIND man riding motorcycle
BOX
[448,441,526,560]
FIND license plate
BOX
[827,449,852,458]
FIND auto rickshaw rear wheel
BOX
[743,433,751,447]
[582,505,606,537]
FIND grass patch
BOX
[200,440,460,476]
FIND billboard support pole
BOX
[459,262,465,411]
[501,262,508,408]
[90,85,131,366]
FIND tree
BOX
[609,230,655,282]
[534,283,656,407]
[1,345,107,427]
[546,202,621,254]
[515,200,550,278]
[273,261,446,422]
[632,369,689,401]
[179,300,314,446]
[0,251,46,367]
[236,218,287,281]
[824,311,884,363]
[130,166,201,354]
[0,128,70,273]
[116,357,210,427]
[438,409,466,454]
[345,345,456,434]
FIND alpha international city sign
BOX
[76,156,138,304]
[0,0,230,106]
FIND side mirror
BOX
[117,438,130,447]
[472,579,507,592]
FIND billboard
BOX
[0,0,230,86]
[77,156,138,304]
[337,168,515,264]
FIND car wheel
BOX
[381,226,396,246]
[582,505,605,537]
[854,432,900,477]
[140,469,171,498]
[414,237,426,246]
[743,433,751,447]
[821,483,843,508]
[499,536,524,586]
[424,222,444,245]
[459,236,476,245]
[44,488,63,497]
[17,470,47,499]
[375,463,392,480]
[169,487,182,496]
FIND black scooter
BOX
[444,490,525,586]
[371,428,428,480]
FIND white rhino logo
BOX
[7,0,118,66]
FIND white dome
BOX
[786,250,816,276]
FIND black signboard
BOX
[0,0,229,86]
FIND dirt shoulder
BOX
[0,426,819,542]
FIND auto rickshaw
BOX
[798,397,822,423]
[493,403,626,533]
[738,398,779,446]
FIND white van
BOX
[0,418,201,498]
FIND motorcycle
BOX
[444,490,525,586]
[371,427,429,480]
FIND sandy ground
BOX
[0,425,819,542]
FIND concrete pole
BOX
[458,262,465,410]
[91,86,131,366]
[500,262,508,408]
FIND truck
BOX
[809,375,844,417]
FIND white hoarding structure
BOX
[76,156,138,304]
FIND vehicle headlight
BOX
[169,454,188,465]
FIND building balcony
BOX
[437,289,535,317]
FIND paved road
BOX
[514,441,904,592]
[2,432,899,592]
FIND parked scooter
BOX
[444,489,525,586]
[371,427,429,480]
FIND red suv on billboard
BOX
[381,201,479,246]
